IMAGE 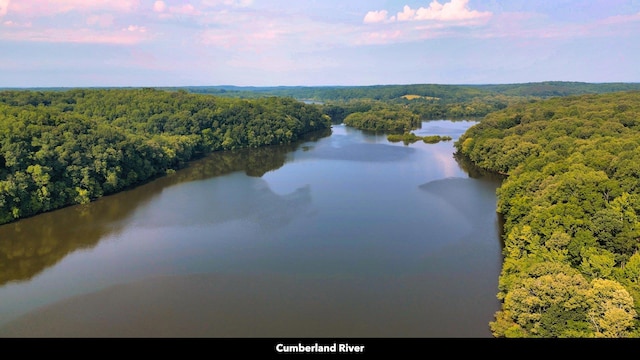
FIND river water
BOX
[0,120,503,337]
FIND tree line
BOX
[0,88,331,225]
[455,91,640,337]
[183,82,640,122]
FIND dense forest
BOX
[0,88,330,225]
[387,132,452,145]
[455,91,640,337]
[343,106,421,132]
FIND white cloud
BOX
[2,20,31,27]
[397,6,416,22]
[363,10,389,24]
[412,0,491,21]
[201,0,253,8]
[125,24,147,33]
[365,0,492,24]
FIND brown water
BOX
[0,120,503,337]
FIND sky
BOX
[1,0,639,87]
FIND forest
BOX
[0,88,330,225]
[455,91,640,337]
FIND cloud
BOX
[364,0,492,24]
[198,8,359,55]
[200,24,287,52]
[154,2,202,19]
[412,0,491,21]
[361,30,403,45]
[201,0,253,8]
[0,27,148,44]
[153,1,166,13]
[6,0,140,16]
[468,9,640,41]
[359,0,494,45]
[0,0,8,17]
[169,4,200,16]
[125,24,147,33]
[86,14,115,27]
[363,10,390,24]
[397,6,416,22]
[599,11,640,25]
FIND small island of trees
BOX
[387,133,452,145]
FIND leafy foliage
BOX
[0,88,331,224]
[343,107,421,132]
[455,91,640,337]
[387,133,452,145]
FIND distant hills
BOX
[178,81,640,102]
[4,81,640,103]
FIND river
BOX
[0,120,503,337]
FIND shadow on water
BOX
[418,177,499,224]
[450,152,508,253]
[0,129,331,286]
[304,141,415,162]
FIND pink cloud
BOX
[0,0,8,17]
[86,14,115,27]
[200,26,285,52]
[169,4,199,16]
[599,11,640,25]
[154,2,202,19]
[469,10,640,41]
[201,0,253,8]
[6,0,139,17]
[1,27,148,44]
[360,30,403,45]
[153,1,166,13]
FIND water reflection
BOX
[0,121,504,338]
[132,177,312,231]
[418,177,500,223]
[0,129,331,286]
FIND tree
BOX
[586,279,637,338]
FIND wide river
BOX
[0,120,503,337]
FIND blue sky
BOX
[1,0,639,87]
